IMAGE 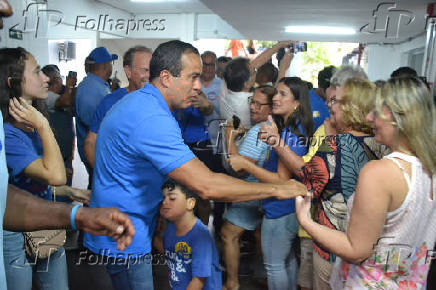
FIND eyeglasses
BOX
[329,95,344,106]
[248,97,271,110]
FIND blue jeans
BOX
[3,231,68,290]
[261,213,299,290]
[106,256,153,290]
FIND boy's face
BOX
[160,187,195,221]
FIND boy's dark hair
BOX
[224,57,251,92]
[217,56,231,63]
[318,65,336,89]
[161,179,199,203]
[256,62,278,85]
[149,40,199,82]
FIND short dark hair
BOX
[161,179,198,203]
[224,57,250,92]
[42,65,61,87]
[390,66,418,78]
[318,66,336,89]
[217,56,231,63]
[149,40,199,81]
[201,51,216,59]
[256,63,278,85]
[0,47,29,121]
[123,45,152,68]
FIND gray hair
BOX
[123,45,152,68]
[330,65,368,88]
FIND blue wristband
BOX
[70,204,82,231]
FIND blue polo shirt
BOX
[262,125,307,219]
[75,73,111,165]
[173,107,209,144]
[84,84,195,257]
[309,89,330,130]
[0,115,8,289]
[89,88,128,134]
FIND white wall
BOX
[97,38,174,86]
[366,35,426,81]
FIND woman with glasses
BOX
[297,77,436,289]
[221,85,274,290]
[287,77,389,290]
[229,77,313,290]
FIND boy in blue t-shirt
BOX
[161,179,222,290]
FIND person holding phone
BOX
[42,65,77,185]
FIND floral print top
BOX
[299,133,389,262]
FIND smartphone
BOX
[295,42,307,52]
[232,115,241,129]
[68,71,77,78]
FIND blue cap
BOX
[88,47,118,64]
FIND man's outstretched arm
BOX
[4,184,135,250]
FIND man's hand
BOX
[75,207,135,251]
[191,91,213,115]
[260,115,280,146]
[225,120,245,141]
[228,154,248,172]
[273,179,308,200]
[65,76,77,89]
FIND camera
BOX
[232,115,241,130]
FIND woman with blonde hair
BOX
[289,77,389,290]
[297,77,436,289]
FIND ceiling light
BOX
[131,0,185,2]
[285,26,356,35]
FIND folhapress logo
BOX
[361,2,415,39]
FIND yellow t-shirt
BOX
[299,124,326,238]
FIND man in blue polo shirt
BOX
[309,66,335,130]
[85,40,307,290]
[83,46,152,168]
[75,47,117,188]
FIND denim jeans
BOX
[3,231,69,290]
[261,213,299,290]
[106,256,153,290]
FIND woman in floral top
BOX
[296,77,436,289]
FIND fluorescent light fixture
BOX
[285,26,356,35]
[131,0,185,2]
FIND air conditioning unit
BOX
[58,41,76,61]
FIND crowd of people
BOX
[0,15,435,290]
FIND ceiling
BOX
[97,0,430,44]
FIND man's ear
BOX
[159,70,173,89]
[187,197,196,211]
[124,65,131,80]
[7,77,12,89]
